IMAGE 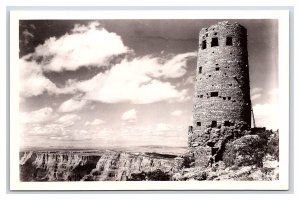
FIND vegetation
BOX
[222,128,278,167]
[128,169,171,181]
[267,131,279,161]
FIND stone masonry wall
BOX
[189,21,252,166]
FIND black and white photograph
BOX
[9,10,290,190]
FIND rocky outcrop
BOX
[172,157,279,181]
[19,150,183,181]
[222,134,266,167]
[189,121,250,167]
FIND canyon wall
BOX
[19,150,184,181]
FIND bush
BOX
[147,169,171,181]
[128,172,146,181]
[182,154,195,168]
[267,132,279,161]
[128,169,171,181]
[223,134,267,167]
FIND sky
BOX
[19,19,278,150]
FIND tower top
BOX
[199,21,246,36]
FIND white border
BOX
[10,10,289,191]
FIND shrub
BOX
[128,172,146,181]
[128,169,171,181]
[222,134,267,167]
[267,132,279,161]
[147,169,171,181]
[182,154,195,168]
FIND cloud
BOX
[19,56,64,98]
[250,87,263,101]
[19,21,195,104]
[147,52,196,78]
[19,21,129,98]
[121,109,137,122]
[30,24,36,30]
[154,123,172,132]
[251,93,262,101]
[253,103,278,130]
[56,114,81,127]
[20,107,57,124]
[252,87,279,130]
[183,75,195,86]
[58,98,88,112]
[73,53,194,104]
[251,87,263,94]
[32,21,130,72]
[85,118,105,126]
[22,29,34,45]
[25,123,68,136]
[268,88,278,96]
[170,110,183,116]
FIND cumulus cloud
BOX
[20,107,57,124]
[56,114,81,127]
[73,53,194,104]
[58,98,88,112]
[19,21,195,105]
[146,52,196,78]
[170,110,183,116]
[85,118,105,126]
[25,123,68,137]
[19,21,130,98]
[32,21,130,72]
[121,109,137,122]
[19,56,63,98]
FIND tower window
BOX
[196,122,201,126]
[211,92,218,97]
[224,121,231,126]
[216,67,220,71]
[226,37,233,46]
[228,97,231,100]
[211,121,217,128]
[202,40,207,49]
[200,95,203,98]
[199,67,202,74]
[211,37,219,47]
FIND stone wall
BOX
[189,21,252,166]
[189,21,251,145]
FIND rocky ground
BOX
[173,155,279,181]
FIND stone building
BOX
[188,21,252,166]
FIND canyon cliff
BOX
[19,150,184,181]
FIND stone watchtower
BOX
[188,21,251,166]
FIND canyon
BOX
[19,150,184,181]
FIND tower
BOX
[188,21,251,165]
